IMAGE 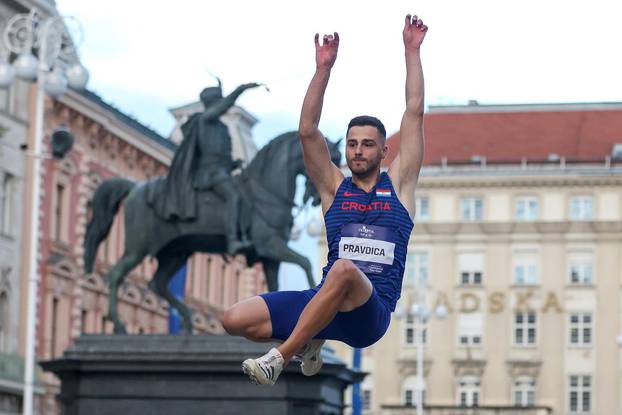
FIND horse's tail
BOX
[83,178,135,273]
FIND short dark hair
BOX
[346,115,386,140]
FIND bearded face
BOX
[345,125,387,179]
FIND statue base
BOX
[40,334,362,415]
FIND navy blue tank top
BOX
[319,172,414,311]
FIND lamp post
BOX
[0,9,89,415]
[395,274,447,415]
[306,216,365,414]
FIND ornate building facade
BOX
[325,102,622,415]
[0,4,268,409]
[0,2,58,414]
[26,88,267,413]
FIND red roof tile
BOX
[382,103,622,167]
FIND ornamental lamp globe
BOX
[0,62,15,89]
[43,67,68,98]
[290,223,302,241]
[66,62,89,90]
[306,216,323,237]
[14,52,38,81]
[434,303,449,320]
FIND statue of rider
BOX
[148,80,261,255]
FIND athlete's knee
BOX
[222,305,245,336]
[222,301,268,339]
[327,259,360,288]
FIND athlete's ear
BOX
[381,143,388,159]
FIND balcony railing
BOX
[0,352,42,386]
[381,405,553,415]
[0,352,26,383]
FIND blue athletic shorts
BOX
[259,287,391,348]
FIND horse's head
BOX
[302,138,342,207]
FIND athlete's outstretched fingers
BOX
[314,33,320,47]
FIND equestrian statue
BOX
[83,82,342,334]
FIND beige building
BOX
[325,102,622,415]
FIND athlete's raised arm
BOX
[299,32,345,213]
[388,14,428,219]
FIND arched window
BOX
[457,376,480,407]
[1,173,15,236]
[402,375,425,407]
[513,376,535,407]
[234,270,241,303]
[0,291,8,352]
[204,257,212,302]
[53,158,77,243]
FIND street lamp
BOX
[307,215,369,414]
[0,8,89,415]
[395,277,447,415]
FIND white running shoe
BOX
[242,347,284,385]
[299,339,325,376]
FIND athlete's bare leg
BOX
[223,296,327,354]
[276,259,372,363]
[222,296,273,342]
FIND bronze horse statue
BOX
[83,131,342,334]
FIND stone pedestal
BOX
[40,334,363,415]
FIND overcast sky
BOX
[55,0,622,290]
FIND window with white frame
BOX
[460,197,483,221]
[362,388,372,410]
[458,252,484,285]
[515,196,539,221]
[513,251,539,285]
[568,375,591,413]
[1,173,15,236]
[513,376,536,407]
[458,313,483,346]
[457,376,481,407]
[415,196,430,221]
[404,314,428,346]
[568,252,594,285]
[569,313,592,346]
[0,291,7,353]
[569,196,593,220]
[514,312,537,346]
[405,251,428,287]
[403,375,426,407]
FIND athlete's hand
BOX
[403,14,428,52]
[314,32,339,70]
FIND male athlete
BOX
[222,14,428,385]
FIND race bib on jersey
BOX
[338,223,396,274]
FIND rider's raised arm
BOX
[202,83,262,121]
[299,33,344,210]
[388,15,428,218]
